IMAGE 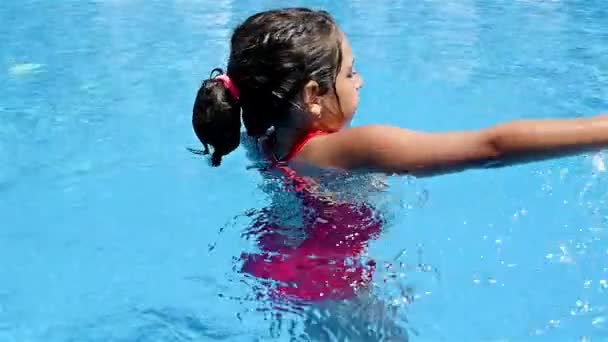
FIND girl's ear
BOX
[302,80,323,118]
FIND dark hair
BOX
[192,8,343,166]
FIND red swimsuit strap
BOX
[263,130,327,193]
[282,130,327,162]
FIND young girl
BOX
[192,6,607,331]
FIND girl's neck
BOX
[269,125,312,161]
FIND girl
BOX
[192,7,606,337]
[193,8,608,175]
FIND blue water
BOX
[1,0,608,340]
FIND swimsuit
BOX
[240,131,383,302]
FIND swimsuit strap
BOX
[263,130,327,193]
[283,130,327,162]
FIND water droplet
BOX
[533,328,545,336]
[572,300,592,316]
[559,244,574,264]
[592,153,606,172]
[592,316,606,326]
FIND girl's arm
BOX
[298,114,608,176]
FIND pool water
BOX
[1,0,607,340]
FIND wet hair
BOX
[192,8,343,166]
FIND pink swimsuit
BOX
[240,132,383,302]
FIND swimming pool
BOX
[1,0,607,340]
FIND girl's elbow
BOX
[482,128,507,161]
[486,139,504,160]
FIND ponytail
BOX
[192,68,242,166]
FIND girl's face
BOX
[315,35,363,132]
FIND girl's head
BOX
[192,8,363,166]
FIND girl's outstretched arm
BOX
[297,114,608,176]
